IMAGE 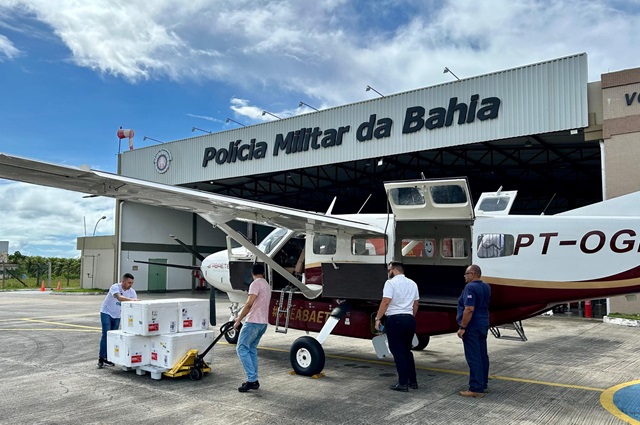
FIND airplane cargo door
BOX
[148,259,167,292]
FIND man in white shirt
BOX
[375,262,420,392]
[98,273,138,368]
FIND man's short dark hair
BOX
[389,261,404,273]
[123,273,134,280]
[252,263,265,276]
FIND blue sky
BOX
[1,0,639,258]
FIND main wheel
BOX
[411,335,430,351]
[225,323,241,344]
[290,336,325,376]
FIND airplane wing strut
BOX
[216,222,322,299]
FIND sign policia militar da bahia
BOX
[201,94,501,167]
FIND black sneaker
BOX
[97,358,104,368]
[238,380,260,392]
[409,382,419,390]
[103,359,115,367]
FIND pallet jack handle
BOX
[198,321,235,361]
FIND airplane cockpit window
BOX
[257,228,288,254]
[478,197,510,212]
[430,185,467,205]
[389,187,425,206]
[441,237,468,258]
[313,234,337,255]
[351,236,386,255]
[476,233,514,258]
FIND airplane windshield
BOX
[257,228,288,254]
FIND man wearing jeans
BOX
[234,263,270,392]
[98,273,138,368]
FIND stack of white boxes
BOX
[106,298,214,370]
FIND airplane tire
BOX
[412,336,430,351]
[290,336,325,376]
[225,323,241,344]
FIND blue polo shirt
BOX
[456,280,491,329]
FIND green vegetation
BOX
[1,251,82,290]
[608,313,640,321]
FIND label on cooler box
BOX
[151,352,158,361]
[113,345,120,358]
[148,323,159,332]
[183,319,193,328]
[127,315,133,328]
[131,354,142,364]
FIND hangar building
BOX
[82,53,640,316]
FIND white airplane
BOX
[2,152,640,376]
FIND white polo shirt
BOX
[383,273,419,316]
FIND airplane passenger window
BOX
[390,187,425,206]
[430,185,467,204]
[476,234,514,258]
[401,238,436,257]
[351,236,386,255]
[441,238,468,258]
[313,234,337,255]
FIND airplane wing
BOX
[0,153,385,236]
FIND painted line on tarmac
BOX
[20,318,100,330]
[251,344,606,393]
[0,313,96,323]
[600,380,640,425]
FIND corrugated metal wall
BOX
[121,53,588,185]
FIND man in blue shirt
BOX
[456,264,491,398]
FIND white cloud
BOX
[0,181,115,257]
[0,33,20,59]
[1,0,638,108]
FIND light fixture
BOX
[298,101,319,111]
[443,67,461,81]
[365,85,384,97]
[192,127,212,134]
[143,136,163,144]
[225,118,246,127]
[92,216,107,236]
[377,158,384,166]
[262,110,282,120]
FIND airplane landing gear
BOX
[225,302,242,344]
[411,335,430,351]
[290,336,325,376]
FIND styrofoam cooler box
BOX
[149,330,215,368]
[177,299,210,332]
[121,300,179,336]
[107,330,149,367]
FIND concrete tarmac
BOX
[0,290,638,425]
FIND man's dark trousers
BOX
[386,314,417,386]
[463,326,489,392]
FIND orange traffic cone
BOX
[40,281,46,292]
[56,281,61,291]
